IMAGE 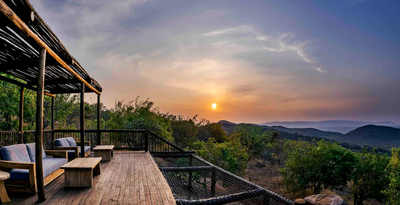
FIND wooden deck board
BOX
[7,151,175,205]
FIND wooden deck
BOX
[7,151,176,205]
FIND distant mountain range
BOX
[270,126,343,138]
[218,120,400,151]
[261,120,400,134]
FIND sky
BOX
[31,0,400,123]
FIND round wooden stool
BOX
[0,171,10,203]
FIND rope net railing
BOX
[153,154,294,205]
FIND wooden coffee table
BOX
[93,145,114,161]
[61,157,102,188]
[0,171,10,203]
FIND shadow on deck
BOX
[7,151,175,205]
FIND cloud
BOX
[261,33,317,64]
[205,26,319,68]
[203,25,254,36]
[314,66,324,73]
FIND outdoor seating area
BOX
[7,151,176,204]
[0,143,67,193]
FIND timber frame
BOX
[0,0,103,201]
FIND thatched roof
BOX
[0,0,102,95]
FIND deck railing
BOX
[0,129,186,153]
[0,131,22,147]
[0,129,293,204]
[53,129,186,153]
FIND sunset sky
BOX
[32,0,400,123]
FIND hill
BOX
[218,120,391,154]
[262,120,400,134]
[338,125,400,149]
[218,120,239,134]
[270,126,343,138]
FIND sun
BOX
[212,103,217,110]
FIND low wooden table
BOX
[0,171,10,203]
[61,157,102,188]
[93,145,114,161]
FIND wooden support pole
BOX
[211,167,216,197]
[188,157,193,189]
[35,48,46,202]
[51,97,55,149]
[263,194,271,205]
[145,131,149,152]
[97,94,101,146]
[80,83,85,158]
[19,86,24,143]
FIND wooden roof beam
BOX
[0,0,101,95]
[0,75,55,97]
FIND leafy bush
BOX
[231,124,278,155]
[105,98,173,141]
[193,138,248,176]
[351,149,390,205]
[280,140,356,194]
[384,148,400,204]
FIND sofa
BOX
[53,137,91,160]
[0,143,68,193]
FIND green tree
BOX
[0,75,37,131]
[280,140,356,194]
[197,123,228,143]
[384,148,400,204]
[44,94,78,129]
[165,114,198,148]
[193,138,248,176]
[105,98,173,141]
[351,149,390,205]
[231,124,278,154]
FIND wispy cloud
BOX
[313,66,324,73]
[203,25,254,36]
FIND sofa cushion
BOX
[25,143,47,162]
[1,144,31,163]
[54,138,70,147]
[66,137,77,146]
[67,146,91,159]
[42,158,67,178]
[9,169,29,180]
[7,155,67,181]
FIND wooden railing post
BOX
[19,86,24,143]
[51,97,54,149]
[145,131,149,152]
[80,83,85,158]
[263,193,270,205]
[211,167,216,197]
[97,94,101,146]
[188,156,193,188]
